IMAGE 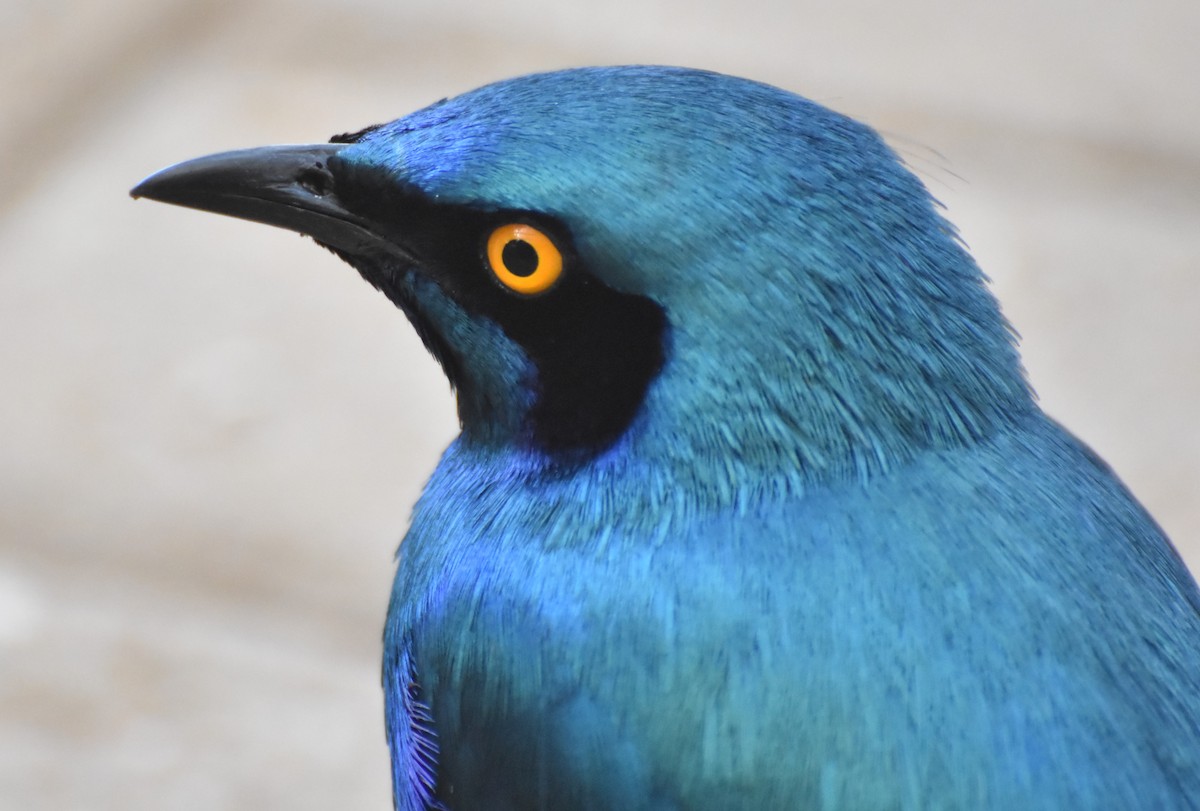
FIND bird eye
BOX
[485,223,563,295]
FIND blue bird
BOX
[133,66,1200,809]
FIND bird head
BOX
[132,66,1030,492]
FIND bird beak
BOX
[130,144,406,260]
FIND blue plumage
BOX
[133,66,1200,809]
[393,418,1199,809]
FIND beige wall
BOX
[2,1,1197,808]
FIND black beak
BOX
[131,144,404,259]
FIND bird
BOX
[132,66,1200,810]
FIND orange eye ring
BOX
[485,223,563,296]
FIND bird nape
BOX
[132,66,1200,810]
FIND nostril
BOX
[297,165,334,196]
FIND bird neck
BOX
[628,338,1034,500]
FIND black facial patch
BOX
[325,161,667,461]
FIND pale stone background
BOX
[1,1,1197,808]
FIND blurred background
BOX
[1,1,1197,808]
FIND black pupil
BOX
[501,239,539,277]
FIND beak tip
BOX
[130,169,177,204]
